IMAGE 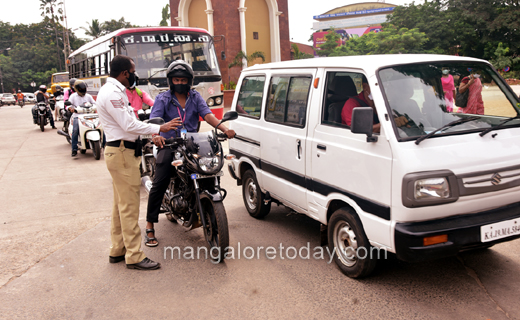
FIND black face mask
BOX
[172,83,190,95]
[127,71,136,88]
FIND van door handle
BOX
[297,139,301,159]
[317,144,326,151]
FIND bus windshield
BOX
[52,74,69,83]
[120,32,221,82]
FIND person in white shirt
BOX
[68,80,96,156]
[97,54,179,271]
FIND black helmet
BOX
[74,80,87,97]
[69,78,77,88]
[39,85,47,92]
[166,60,194,88]
[55,85,63,92]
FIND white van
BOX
[227,54,520,278]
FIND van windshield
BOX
[378,62,520,141]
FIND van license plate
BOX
[481,218,520,243]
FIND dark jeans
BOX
[71,118,79,151]
[146,148,175,223]
[32,105,55,127]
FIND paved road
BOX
[1,101,520,319]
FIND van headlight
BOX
[402,171,459,208]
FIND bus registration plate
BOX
[480,218,520,242]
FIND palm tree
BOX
[40,0,63,71]
[228,51,266,69]
[291,43,314,60]
[81,19,104,39]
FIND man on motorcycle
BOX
[145,60,236,247]
[16,90,24,105]
[126,72,154,117]
[68,80,96,157]
[32,85,56,129]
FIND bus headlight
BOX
[207,98,215,106]
[402,171,459,208]
[215,96,222,105]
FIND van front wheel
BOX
[242,170,270,219]
[328,208,377,278]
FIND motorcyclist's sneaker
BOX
[71,150,77,157]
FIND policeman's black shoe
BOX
[126,257,161,270]
[71,150,77,157]
[109,255,125,263]
[51,126,57,129]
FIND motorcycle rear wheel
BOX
[39,115,45,132]
[200,193,229,263]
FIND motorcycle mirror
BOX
[221,111,238,122]
[64,101,72,106]
[146,117,165,125]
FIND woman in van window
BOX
[441,68,456,112]
[459,69,484,115]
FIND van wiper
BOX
[479,115,520,137]
[415,116,480,145]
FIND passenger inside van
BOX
[341,75,381,133]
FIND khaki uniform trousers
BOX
[104,143,146,264]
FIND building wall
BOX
[188,0,208,30]
[169,0,290,84]
[245,0,271,66]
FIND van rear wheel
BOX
[242,169,270,219]
[328,208,377,278]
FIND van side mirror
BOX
[351,107,378,142]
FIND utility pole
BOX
[62,0,71,70]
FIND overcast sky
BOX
[0,0,419,46]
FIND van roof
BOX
[243,54,487,75]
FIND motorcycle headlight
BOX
[80,117,96,129]
[198,156,219,173]
[402,171,459,208]
[206,98,215,107]
[39,106,46,111]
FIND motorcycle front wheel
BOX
[39,115,45,132]
[200,193,229,263]
[90,140,101,160]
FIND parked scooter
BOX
[57,101,104,160]
[35,102,51,132]
[141,111,238,262]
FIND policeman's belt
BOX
[106,140,138,149]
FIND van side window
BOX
[236,76,265,118]
[322,72,365,128]
[265,76,312,128]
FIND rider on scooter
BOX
[32,85,56,129]
[68,80,96,157]
[64,79,77,101]
[16,90,24,105]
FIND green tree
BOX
[228,51,266,68]
[81,19,104,39]
[103,17,133,33]
[40,0,63,71]
[160,4,170,26]
[315,29,341,57]
[490,42,520,78]
[291,43,314,60]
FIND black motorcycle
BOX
[35,102,51,132]
[137,108,156,179]
[142,111,238,262]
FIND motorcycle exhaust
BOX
[57,130,70,138]
[141,175,153,194]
